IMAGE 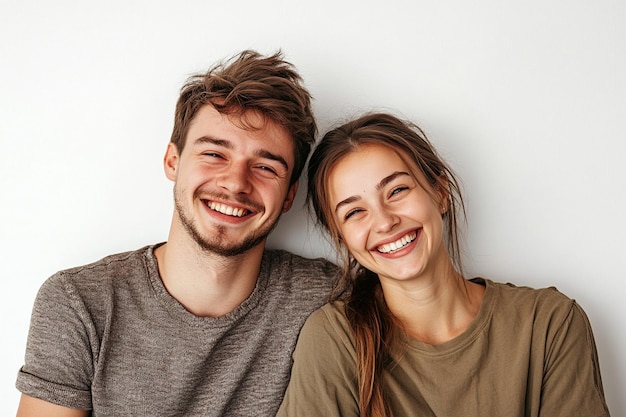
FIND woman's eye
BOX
[390,186,408,196]
[344,209,362,220]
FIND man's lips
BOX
[375,230,418,254]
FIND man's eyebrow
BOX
[194,135,290,172]
[255,149,289,172]
[194,136,233,149]
[334,171,411,214]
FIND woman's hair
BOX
[306,112,466,417]
[170,50,316,185]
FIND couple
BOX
[16,50,610,416]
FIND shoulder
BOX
[481,278,586,332]
[264,249,339,274]
[290,302,358,380]
[38,245,156,301]
[255,251,338,314]
[483,278,574,311]
[262,249,339,289]
[64,245,155,277]
[299,302,354,349]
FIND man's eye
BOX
[258,165,277,174]
[254,165,281,178]
[203,152,223,158]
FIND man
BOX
[16,50,338,416]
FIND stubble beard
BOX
[174,188,280,257]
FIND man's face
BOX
[164,105,298,256]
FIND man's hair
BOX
[170,50,317,185]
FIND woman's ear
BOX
[436,177,451,214]
[440,193,450,214]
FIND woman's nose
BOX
[371,206,399,233]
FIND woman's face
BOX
[327,143,449,284]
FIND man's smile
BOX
[207,201,250,217]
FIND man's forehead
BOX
[187,106,294,160]
[190,104,289,137]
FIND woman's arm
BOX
[277,305,360,417]
[540,301,610,416]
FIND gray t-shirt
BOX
[16,244,338,416]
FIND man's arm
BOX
[16,394,89,417]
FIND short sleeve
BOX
[16,273,95,410]
[277,304,360,417]
[540,301,610,417]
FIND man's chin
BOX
[195,234,268,257]
[178,206,281,257]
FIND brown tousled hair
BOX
[170,50,316,185]
[306,112,466,417]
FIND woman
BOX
[277,113,610,417]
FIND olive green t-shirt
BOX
[278,278,610,417]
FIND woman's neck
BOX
[381,267,485,345]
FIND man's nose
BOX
[216,162,252,194]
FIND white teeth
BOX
[377,231,417,254]
[208,202,247,217]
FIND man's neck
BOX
[153,237,265,317]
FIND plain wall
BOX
[1,0,624,414]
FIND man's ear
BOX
[282,181,299,213]
[164,142,179,181]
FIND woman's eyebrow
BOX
[334,171,411,214]
[335,195,361,214]
[377,171,410,190]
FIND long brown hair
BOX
[306,112,466,417]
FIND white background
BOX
[1,0,624,415]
